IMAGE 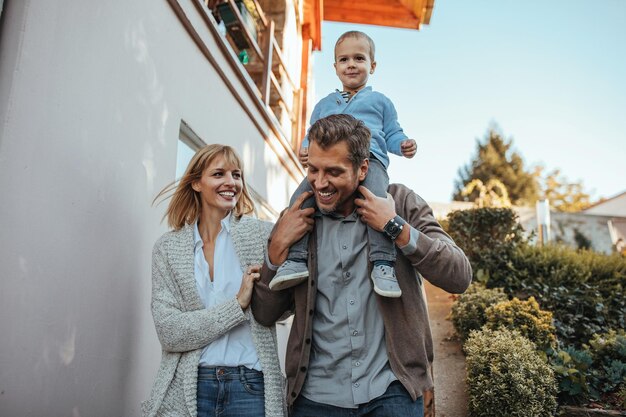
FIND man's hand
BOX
[401,139,417,158]
[268,191,315,265]
[299,147,309,167]
[354,186,397,232]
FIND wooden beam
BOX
[324,0,427,30]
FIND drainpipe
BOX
[536,199,551,246]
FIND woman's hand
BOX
[236,264,262,310]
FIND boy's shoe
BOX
[371,264,402,298]
[269,260,309,291]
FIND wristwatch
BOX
[383,215,406,240]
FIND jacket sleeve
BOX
[251,218,295,326]
[394,185,472,294]
[382,97,408,156]
[150,242,247,353]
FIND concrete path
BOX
[425,281,469,417]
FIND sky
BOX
[311,0,626,203]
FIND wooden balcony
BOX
[206,0,304,151]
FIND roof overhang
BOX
[324,0,434,30]
[303,0,434,51]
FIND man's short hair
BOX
[307,114,371,170]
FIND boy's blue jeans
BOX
[197,366,265,417]
[288,155,395,264]
[290,381,424,417]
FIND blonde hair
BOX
[335,31,376,61]
[153,144,255,230]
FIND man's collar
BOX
[316,209,358,222]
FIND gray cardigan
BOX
[142,215,285,417]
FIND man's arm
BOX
[355,185,472,294]
[251,192,315,326]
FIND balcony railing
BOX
[206,0,303,151]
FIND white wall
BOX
[0,0,299,415]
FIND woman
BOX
[142,144,285,417]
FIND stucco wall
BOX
[0,0,299,415]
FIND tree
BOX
[534,167,593,212]
[454,128,539,206]
[461,178,512,208]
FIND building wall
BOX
[0,0,300,415]
[583,192,626,217]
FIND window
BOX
[176,120,206,178]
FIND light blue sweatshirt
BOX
[301,86,408,168]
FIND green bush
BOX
[587,330,626,398]
[549,347,593,402]
[550,330,626,406]
[465,328,558,416]
[446,207,525,284]
[485,296,557,351]
[487,244,626,347]
[450,283,507,341]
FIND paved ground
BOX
[425,281,469,417]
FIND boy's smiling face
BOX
[334,36,376,94]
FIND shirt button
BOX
[352,330,358,336]
[346,272,351,277]
[342,245,347,249]
[355,361,361,366]
[349,300,355,305]
[354,382,360,388]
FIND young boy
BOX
[269,30,417,297]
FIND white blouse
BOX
[193,215,261,370]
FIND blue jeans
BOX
[197,366,265,417]
[288,155,395,264]
[290,381,424,417]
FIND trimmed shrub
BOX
[465,328,558,416]
[446,207,525,284]
[485,296,557,351]
[450,283,507,341]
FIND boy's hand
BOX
[401,139,417,158]
[299,147,309,167]
[355,186,396,232]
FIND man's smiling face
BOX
[306,140,368,216]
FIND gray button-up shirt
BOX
[300,211,396,407]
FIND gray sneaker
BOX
[269,260,309,291]
[371,264,402,298]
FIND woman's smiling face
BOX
[192,154,242,215]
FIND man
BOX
[252,114,472,416]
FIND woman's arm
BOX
[150,244,247,353]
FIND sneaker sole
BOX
[269,272,309,291]
[373,286,402,298]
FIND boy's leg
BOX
[270,179,314,291]
[362,157,401,298]
[286,179,314,261]
[362,158,396,264]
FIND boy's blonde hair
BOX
[153,144,255,230]
[334,31,376,61]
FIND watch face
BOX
[385,221,401,237]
